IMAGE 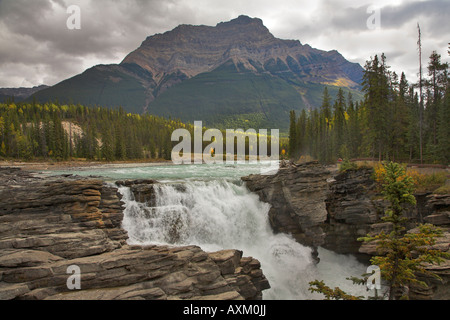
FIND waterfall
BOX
[118,179,369,300]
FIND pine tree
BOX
[390,72,410,161]
[362,54,391,160]
[360,162,449,299]
[319,87,333,163]
[101,127,115,161]
[346,98,360,159]
[333,88,347,158]
[296,109,307,157]
[425,51,448,161]
[115,124,126,160]
[437,84,450,164]
[407,90,420,161]
[288,110,297,159]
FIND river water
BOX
[42,162,369,300]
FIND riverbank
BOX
[0,159,174,172]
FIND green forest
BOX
[289,51,450,165]
[0,102,188,161]
[0,101,284,162]
[2,50,448,165]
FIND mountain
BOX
[0,85,49,102]
[30,15,364,131]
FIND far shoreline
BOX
[0,159,175,172]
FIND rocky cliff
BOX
[241,161,331,253]
[324,167,383,256]
[0,168,269,300]
[122,15,362,89]
[330,168,450,300]
[242,162,450,299]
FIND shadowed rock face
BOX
[324,167,382,255]
[242,161,331,251]
[242,162,450,299]
[0,168,269,300]
[122,15,362,89]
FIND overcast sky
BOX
[0,0,449,88]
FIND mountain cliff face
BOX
[31,15,364,130]
[123,15,362,88]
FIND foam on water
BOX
[44,162,369,299]
[118,178,369,300]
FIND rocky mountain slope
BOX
[122,15,362,89]
[30,16,364,131]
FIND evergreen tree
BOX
[101,127,115,161]
[296,109,307,157]
[333,88,347,158]
[114,124,126,160]
[390,72,410,161]
[288,110,297,159]
[407,90,420,162]
[362,54,391,160]
[425,51,448,161]
[360,162,449,299]
[437,84,450,164]
[319,87,333,163]
[346,98,360,159]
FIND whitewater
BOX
[45,162,369,299]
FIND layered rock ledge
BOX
[0,168,269,300]
[242,161,450,299]
[242,161,331,251]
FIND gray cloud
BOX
[0,0,448,88]
[273,0,450,82]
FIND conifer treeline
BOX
[0,102,189,161]
[289,51,449,165]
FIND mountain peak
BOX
[216,15,271,35]
[218,15,263,26]
[122,16,278,79]
[32,16,364,130]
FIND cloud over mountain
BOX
[0,0,448,88]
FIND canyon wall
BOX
[242,162,450,299]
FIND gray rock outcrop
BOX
[324,167,383,255]
[242,162,450,299]
[242,161,331,252]
[0,168,269,300]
